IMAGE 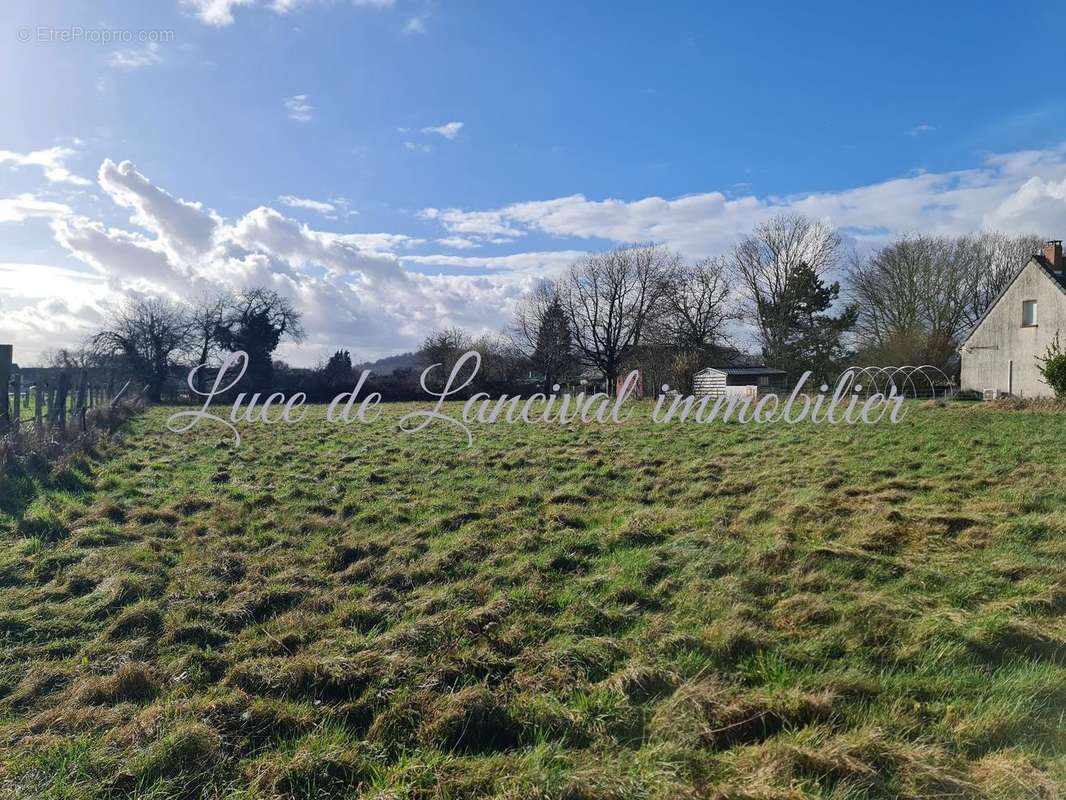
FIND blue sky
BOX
[3,0,1066,364]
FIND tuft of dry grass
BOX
[70,661,159,706]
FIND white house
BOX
[960,240,1066,398]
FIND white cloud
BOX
[420,145,1066,256]
[229,206,405,283]
[404,141,433,153]
[0,276,108,365]
[21,160,557,366]
[98,159,222,260]
[422,121,463,140]
[404,14,428,34]
[909,123,937,137]
[982,176,1066,234]
[107,42,164,70]
[284,94,314,122]
[0,146,90,186]
[182,0,392,25]
[436,236,480,250]
[277,194,334,216]
[278,194,352,218]
[404,250,586,274]
[419,206,523,239]
[336,232,424,252]
[0,263,105,298]
[52,216,187,290]
[272,0,395,10]
[181,0,255,26]
[0,194,71,223]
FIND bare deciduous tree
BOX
[848,232,1045,370]
[44,347,99,370]
[664,256,735,351]
[188,291,232,392]
[641,256,738,393]
[92,297,192,402]
[561,244,676,393]
[512,280,575,391]
[847,235,975,369]
[419,327,473,389]
[473,333,527,388]
[732,214,841,361]
[962,232,1045,329]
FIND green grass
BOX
[1,401,1064,799]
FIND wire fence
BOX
[0,344,136,437]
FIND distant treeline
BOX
[409,219,1044,397]
[43,214,1045,402]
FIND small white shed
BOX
[693,366,788,398]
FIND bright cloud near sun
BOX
[0,194,72,224]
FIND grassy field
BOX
[0,402,1064,799]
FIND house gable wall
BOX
[961,260,1066,397]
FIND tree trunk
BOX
[196,342,210,393]
[147,379,164,403]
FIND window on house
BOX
[758,375,770,387]
[1022,300,1038,327]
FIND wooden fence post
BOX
[53,373,69,430]
[75,370,88,432]
[75,371,86,409]
[61,374,70,430]
[12,373,21,432]
[35,381,43,427]
[0,344,11,431]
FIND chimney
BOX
[1045,240,1064,269]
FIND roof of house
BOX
[695,366,787,376]
[1042,255,1066,289]
[960,254,1066,347]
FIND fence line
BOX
[0,344,138,438]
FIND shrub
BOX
[1036,334,1066,398]
[1040,354,1066,398]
